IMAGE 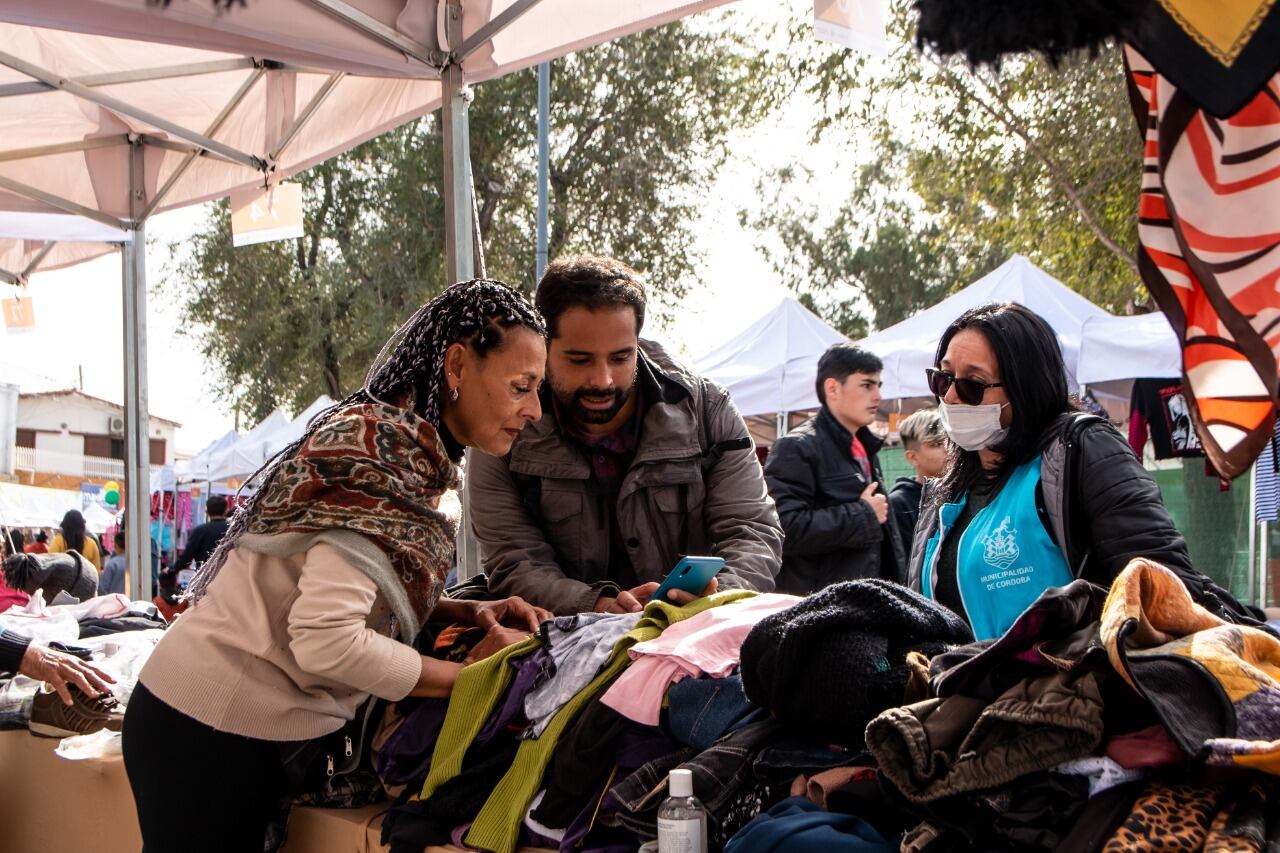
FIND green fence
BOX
[878,447,1256,603]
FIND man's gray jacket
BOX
[469,341,783,614]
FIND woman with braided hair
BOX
[123,279,552,852]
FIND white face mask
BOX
[939,401,1008,452]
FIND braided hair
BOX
[187,279,544,601]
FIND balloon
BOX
[104,489,120,506]
[103,481,120,493]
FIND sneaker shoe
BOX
[29,685,124,738]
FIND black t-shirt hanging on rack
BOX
[1128,378,1204,459]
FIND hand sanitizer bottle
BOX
[657,768,707,853]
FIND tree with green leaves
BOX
[167,18,774,426]
[747,4,1143,334]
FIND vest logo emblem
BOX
[983,516,1020,569]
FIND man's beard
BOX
[554,383,631,425]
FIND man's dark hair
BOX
[35,531,47,544]
[114,532,125,548]
[815,344,884,406]
[206,495,229,517]
[536,255,647,338]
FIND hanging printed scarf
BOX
[245,401,462,623]
[1126,47,1280,479]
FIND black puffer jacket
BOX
[906,413,1261,625]
[764,408,906,594]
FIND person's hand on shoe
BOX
[20,645,115,706]
[473,596,553,633]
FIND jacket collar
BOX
[509,341,700,478]
[817,406,884,458]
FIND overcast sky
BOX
[0,0,875,455]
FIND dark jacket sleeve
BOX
[698,386,783,593]
[1072,423,1265,624]
[887,489,919,564]
[0,628,30,674]
[1072,422,1192,585]
[764,435,883,557]
[174,525,208,573]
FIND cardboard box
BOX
[0,729,551,853]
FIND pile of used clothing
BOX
[372,580,973,853]
[367,563,1280,853]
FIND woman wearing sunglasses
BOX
[904,302,1256,641]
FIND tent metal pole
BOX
[0,136,125,163]
[304,0,445,67]
[0,175,130,230]
[0,267,18,286]
[0,58,258,98]
[441,45,474,278]
[268,73,345,165]
[0,50,265,171]
[142,67,267,220]
[456,0,545,61]
[20,242,56,281]
[123,140,153,604]
[535,61,549,280]
[442,0,480,580]
[775,411,787,441]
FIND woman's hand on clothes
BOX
[19,644,116,706]
[465,625,532,663]
[665,576,719,606]
[472,596,552,633]
[410,656,463,698]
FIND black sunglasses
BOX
[926,368,1003,406]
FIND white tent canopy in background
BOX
[1078,312,1181,383]
[857,256,1116,400]
[82,501,119,534]
[0,481,115,533]
[695,297,849,418]
[181,395,334,483]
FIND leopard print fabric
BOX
[1103,782,1219,853]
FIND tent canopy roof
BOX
[856,255,1172,399]
[0,0,733,247]
[695,296,849,418]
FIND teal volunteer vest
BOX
[921,456,1073,640]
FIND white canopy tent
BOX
[695,297,849,426]
[0,0,739,593]
[857,256,1183,400]
[0,481,116,533]
[1077,312,1181,384]
[182,395,334,483]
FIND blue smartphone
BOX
[652,556,725,604]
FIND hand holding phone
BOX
[651,556,725,604]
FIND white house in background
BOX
[12,389,181,489]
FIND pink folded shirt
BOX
[600,593,801,725]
